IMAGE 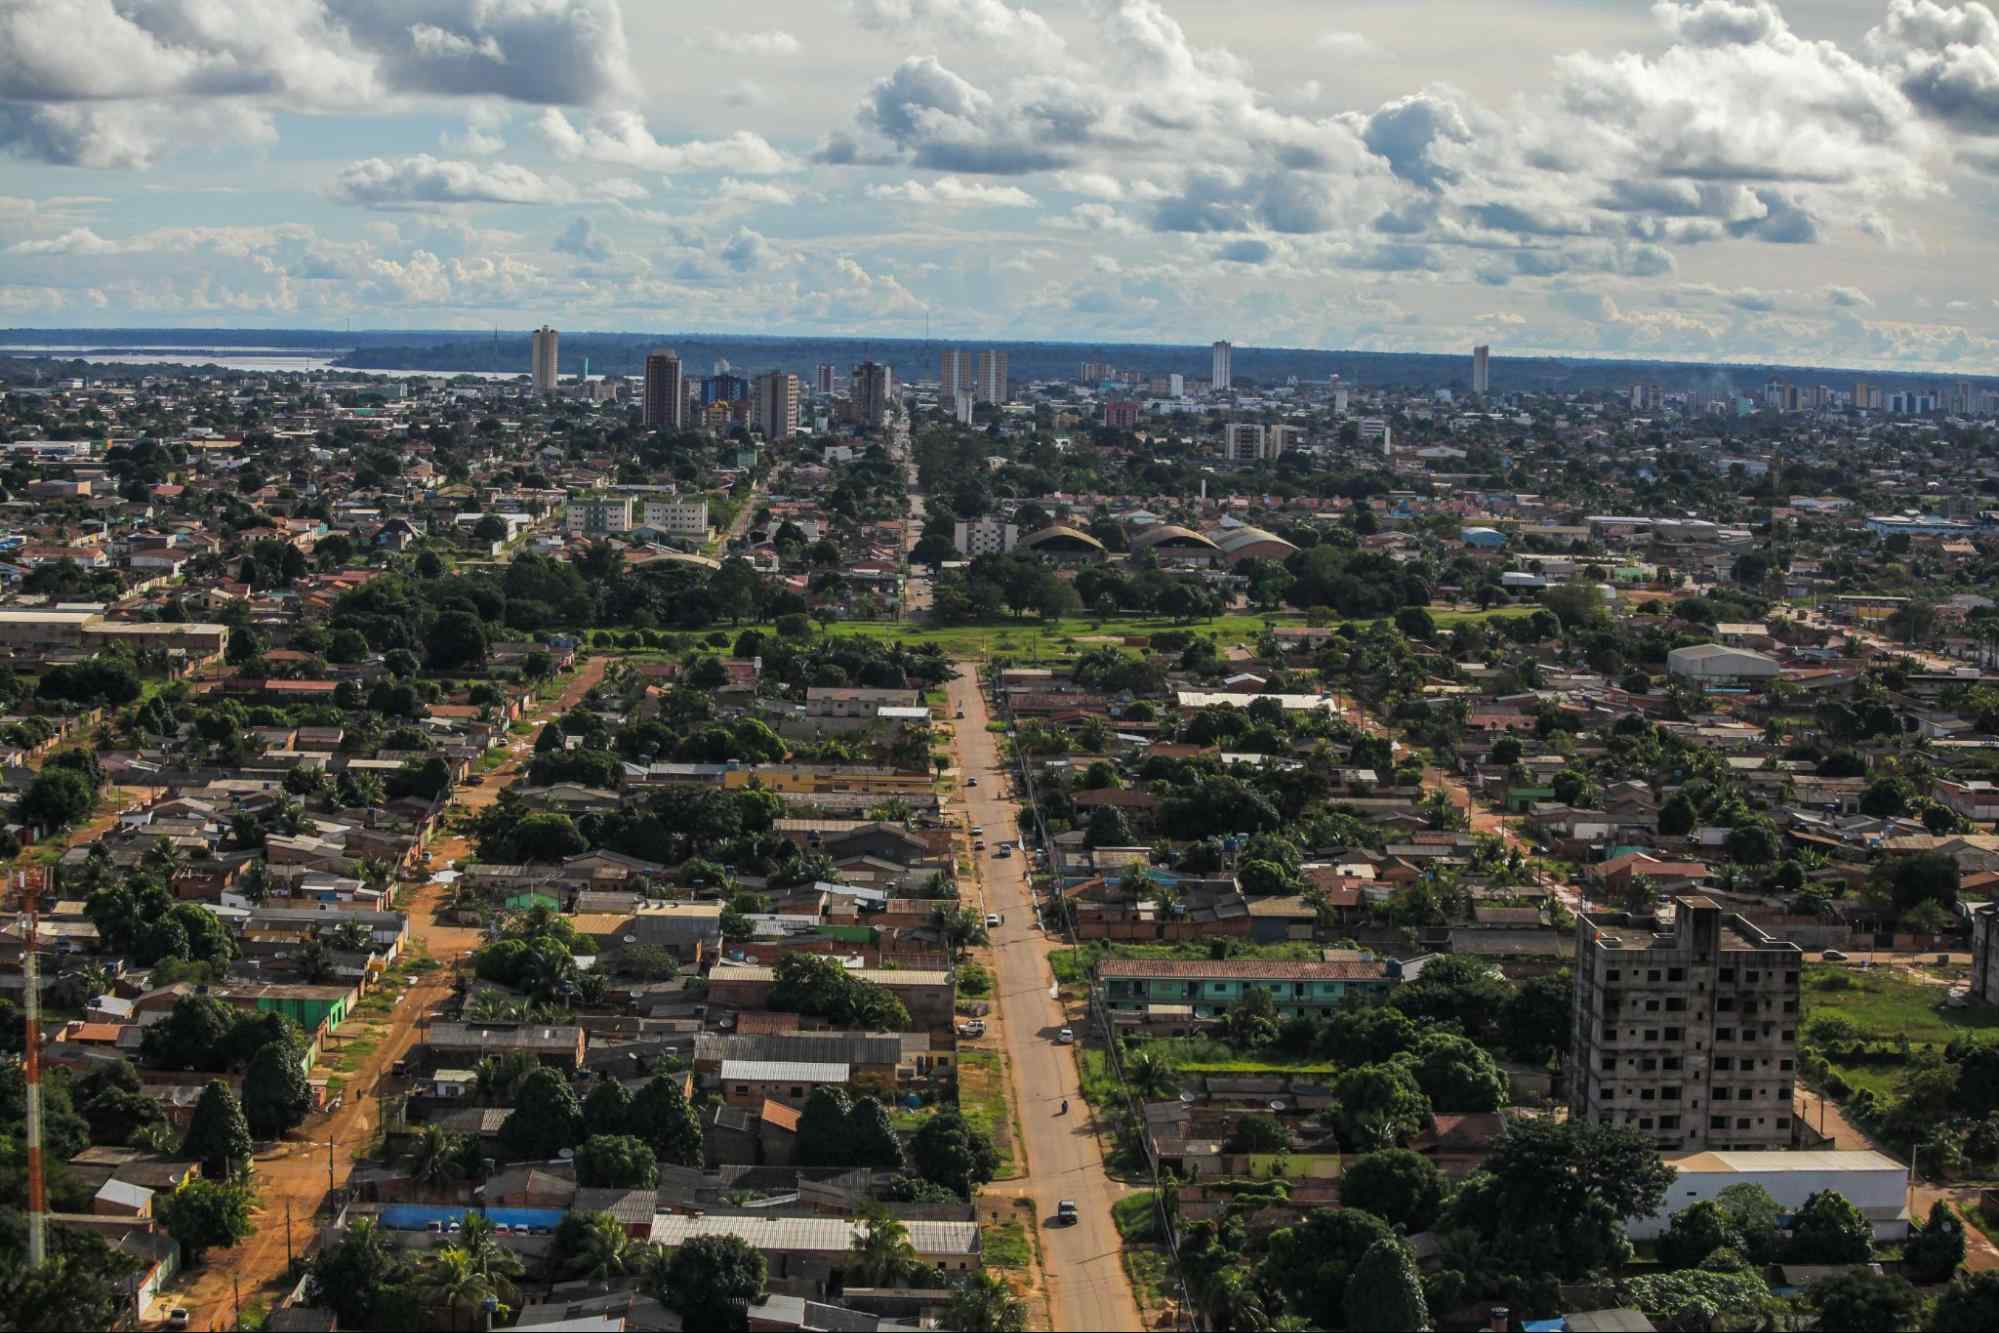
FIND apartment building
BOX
[565,495,635,535]
[1570,897,1803,1152]
[640,496,710,541]
[1097,958,1395,1022]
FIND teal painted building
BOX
[1097,958,1395,1021]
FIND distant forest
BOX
[2,326,1993,397]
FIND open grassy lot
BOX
[1140,1036,1335,1077]
[1112,1190,1160,1242]
[1802,962,1999,1097]
[958,1047,1020,1178]
[1049,940,1325,986]
[983,1217,1034,1269]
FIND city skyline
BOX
[4,1,1999,375]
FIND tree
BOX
[180,1080,253,1178]
[0,1235,142,1333]
[1125,1047,1179,1102]
[1876,851,1961,913]
[1932,1270,1999,1331]
[420,1247,502,1332]
[850,1203,924,1287]
[427,608,489,670]
[1084,804,1132,848]
[582,1078,633,1139]
[1808,1270,1921,1332]
[156,1177,255,1265]
[848,1096,907,1171]
[1340,1149,1446,1233]
[499,1067,585,1160]
[1904,1199,1967,1283]
[627,1073,702,1167]
[1226,1114,1290,1153]
[17,766,95,831]
[1223,986,1280,1050]
[455,1210,525,1307]
[573,1134,659,1189]
[405,1123,468,1196]
[945,1271,1029,1333]
[474,513,510,543]
[1387,954,1512,1042]
[1658,1199,1742,1269]
[560,1210,636,1284]
[910,1109,1001,1197]
[652,1233,768,1332]
[1786,1189,1873,1264]
[509,811,589,862]
[797,1086,856,1168]
[242,1037,312,1139]
[305,1217,414,1330]
[1263,1207,1396,1328]
[1399,1032,1509,1111]
[1345,1237,1430,1332]
[140,993,236,1071]
[1715,1182,1784,1263]
[1499,971,1572,1064]
[1724,820,1779,865]
[1330,1063,1430,1150]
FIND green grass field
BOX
[1141,1036,1335,1077]
[1050,940,1326,986]
[1112,1190,1160,1242]
[958,1047,1020,1178]
[982,1217,1033,1269]
[1801,964,1999,1046]
[566,605,1536,661]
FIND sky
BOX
[6,0,1999,373]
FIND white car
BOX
[1056,1027,1075,1044]
[167,1312,191,1330]
[985,913,1001,928]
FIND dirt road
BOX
[163,656,609,1329]
[947,664,1144,1333]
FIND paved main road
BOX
[946,664,1145,1333]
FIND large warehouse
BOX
[1626,1150,1909,1241]
[1666,642,1782,681]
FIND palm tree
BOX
[1125,1048,1179,1103]
[944,1272,1028,1332]
[455,1212,523,1305]
[568,1211,635,1284]
[146,835,186,879]
[420,1247,498,1331]
[327,920,373,953]
[404,1125,465,1197]
[849,1204,921,1287]
[132,1121,181,1154]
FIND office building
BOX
[1168,372,1184,398]
[853,362,893,429]
[643,349,684,431]
[531,326,558,394]
[974,349,1008,403]
[1632,383,1663,412]
[1332,387,1349,415]
[1211,340,1233,392]
[1471,343,1489,396]
[753,371,800,442]
[1103,400,1140,430]
[939,349,971,400]
[1570,897,1802,1152]
[701,373,749,406]
[1357,417,1391,455]
[953,517,1019,556]
[815,363,836,396]
[953,390,975,425]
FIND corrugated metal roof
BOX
[646,1214,979,1255]
[718,1059,850,1083]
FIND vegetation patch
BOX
[958,1047,1019,1177]
[984,1217,1034,1269]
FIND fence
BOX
[990,663,1202,1332]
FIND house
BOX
[1666,644,1782,681]
[645,1215,982,1292]
[705,963,955,1029]
[718,1059,851,1108]
[423,1022,587,1072]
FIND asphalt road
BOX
[946,665,1145,1333]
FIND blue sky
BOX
[4,0,1999,372]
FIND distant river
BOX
[0,344,525,380]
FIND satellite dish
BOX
[1268,1100,1287,1113]
[623,935,639,945]
[1178,1091,1197,1104]
[557,1148,575,1160]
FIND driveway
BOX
[947,664,1145,1333]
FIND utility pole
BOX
[20,869,48,1266]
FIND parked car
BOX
[1056,1027,1075,1044]
[1056,1201,1079,1225]
[959,1020,986,1037]
[1823,949,1848,961]
[974,840,987,851]
[995,847,1012,859]
[966,776,978,786]
[168,1311,191,1330]
[985,913,1002,928]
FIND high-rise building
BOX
[643,348,684,431]
[853,361,893,429]
[1358,417,1391,455]
[1211,340,1233,392]
[974,349,1008,403]
[1471,343,1490,397]
[940,349,971,400]
[1570,897,1803,1152]
[1080,360,1113,383]
[815,363,836,396]
[1632,383,1663,412]
[752,371,800,442]
[1168,373,1184,399]
[701,373,749,405]
[953,517,1020,556]
[1103,400,1140,429]
[531,326,559,394]
[1224,423,1266,462]
[953,390,975,425]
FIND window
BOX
[1716,997,1735,1012]
[1715,1028,1735,1042]
[1718,968,1735,983]
[1605,969,1621,981]
[1640,1088,1656,1101]
[1661,1086,1681,1101]
[1601,1056,1616,1072]
[1660,1115,1681,1130]
[1745,971,1759,983]
[790,1086,803,1097]
[1601,1086,1616,1100]
[1664,1027,1682,1041]
[1710,1115,1727,1129]
[1736,1117,1752,1129]
[1779,1059,1794,1072]
[1781,1029,1795,1042]
[1645,1000,1661,1012]
[1644,1029,1660,1042]
[1668,967,1685,981]
[1647,969,1662,982]
[1638,1118,1654,1130]
[734,1084,749,1095]
[1663,1057,1683,1071]
[1786,971,1800,986]
[1776,1117,1791,1129]
[1783,1000,1797,1013]
[1713,1087,1731,1101]
[1713,1056,1733,1071]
